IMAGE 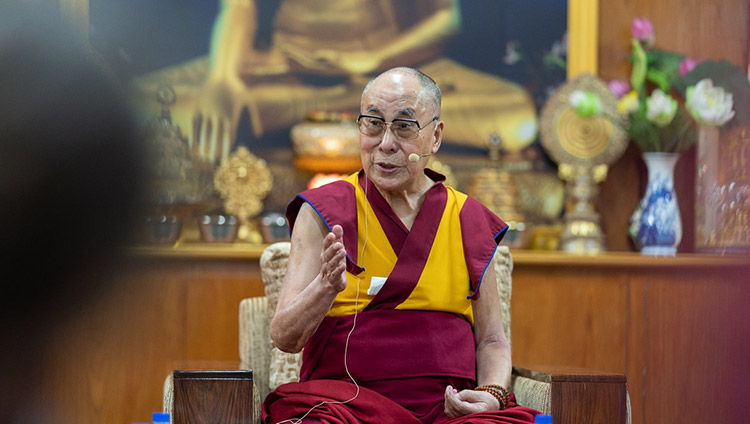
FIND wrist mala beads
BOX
[475,384,510,410]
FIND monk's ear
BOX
[431,120,444,154]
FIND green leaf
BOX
[650,49,685,92]
[631,39,648,94]
[646,69,671,93]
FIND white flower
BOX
[569,90,602,117]
[686,79,735,126]
[646,89,678,127]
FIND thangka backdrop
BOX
[91,0,567,220]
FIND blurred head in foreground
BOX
[0,4,145,422]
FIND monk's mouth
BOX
[376,163,399,171]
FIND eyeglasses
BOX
[357,114,438,141]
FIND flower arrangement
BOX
[569,18,737,153]
[607,17,735,153]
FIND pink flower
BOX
[679,57,705,77]
[608,79,630,99]
[631,17,654,46]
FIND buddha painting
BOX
[130,0,547,164]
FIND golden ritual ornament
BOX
[539,73,628,252]
[214,146,273,243]
[145,84,215,207]
[467,134,530,248]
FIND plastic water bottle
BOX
[535,414,552,423]
[152,412,170,424]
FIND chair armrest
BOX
[162,363,262,424]
[510,370,552,414]
[162,373,173,418]
[511,365,630,424]
[239,297,271,400]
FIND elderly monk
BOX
[264,67,539,423]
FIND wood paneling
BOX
[511,251,750,424]
[33,255,265,424]
[598,0,749,81]
[30,245,750,424]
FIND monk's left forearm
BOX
[475,337,512,389]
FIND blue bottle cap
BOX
[535,414,552,424]
[152,412,170,422]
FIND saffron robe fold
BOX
[265,170,538,423]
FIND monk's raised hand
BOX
[320,224,347,293]
[444,385,500,417]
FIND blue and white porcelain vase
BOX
[628,152,682,256]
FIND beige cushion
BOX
[239,297,271,401]
[493,245,513,345]
[258,242,303,396]
[510,374,552,415]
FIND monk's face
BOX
[359,72,443,194]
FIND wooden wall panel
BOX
[510,252,750,424]
[598,0,749,81]
[511,268,629,373]
[33,256,265,424]
[26,248,750,424]
[641,274,750,424]
[184,262,263,360]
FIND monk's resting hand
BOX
[444,385,500,418]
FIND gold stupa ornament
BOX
[145,84,215,207]
[214,146,273,243]
[467,133,529,248]
[539,72,628,253]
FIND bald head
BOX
[361,67,442,118]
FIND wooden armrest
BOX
[170,362,260,424]
[512,365,628,424]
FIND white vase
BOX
[628,152,682,256]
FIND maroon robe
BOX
[263,170,539,423]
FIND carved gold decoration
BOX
[145,84,216,208]
[513,171,565,223]
[539,73,628,253]
[468,134,530,248]
[540,73,628,167]
[214,146,273,243]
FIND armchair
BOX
[164,242,630,423]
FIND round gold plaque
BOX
[540,72,628,167]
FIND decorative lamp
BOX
[290,110,361,173]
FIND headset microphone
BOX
[408,153,431,163]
